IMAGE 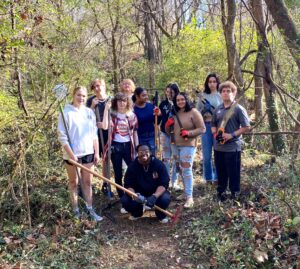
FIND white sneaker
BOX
[184,198,194,208]
[144,205,152,211]
[87,208,103,222]
[159,217,169,224]
[172,183,182,191]
[120,208,128,214]
[128,215,141,221]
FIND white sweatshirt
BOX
[57,104,97,160]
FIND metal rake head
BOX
[52,84,68,101]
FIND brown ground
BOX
[92,157,206,269]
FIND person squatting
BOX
[57,76,250,223]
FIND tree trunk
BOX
[264,0,300,77]
[220,0,244,95]
[251,0,264,120]
[10,1,28,116]
[143,0,156,88]
[248,0,285,153]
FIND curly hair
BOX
[111,92,133,112]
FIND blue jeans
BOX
[172,146,196,198]
[160,132,178,184]
[139,136,156,156]
[201,122,217,181]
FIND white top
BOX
[113,113,131,142]
[57,104,98,159]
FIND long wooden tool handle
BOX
[68,159,173,218]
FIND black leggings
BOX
[111,141,132,198]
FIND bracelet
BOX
[231,132,237,138]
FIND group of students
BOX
[57,74,250,223]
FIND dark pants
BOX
[121,191,171,220]
[98,129,108,157]
[111,141,132,198]
[214,150,241,194]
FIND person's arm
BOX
[184,109,206,137]
[152,186,166,198]
[57,112,77,161]
[196,96,204,113]
[63,144,77,161]
[101,101,111,130]
[132,113,139,148]
[211,109,218,136]
[124,164,137,193]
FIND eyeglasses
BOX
[138,150,150,156]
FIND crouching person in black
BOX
[121,144,171,223]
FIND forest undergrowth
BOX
[0,146,299,268]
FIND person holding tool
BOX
[121,144,171,223]
[57,86,102,221]
[86,78,113,198]
[158,83,180,190]
[133,87,161,156]
[196,73,222,184]
[211,81,250,201]
[102,92,139,213]
[165,92,206,208]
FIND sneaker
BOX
[102,183,114,198]
[144,205,152,211]
[217,192,227,202]
[184,198,194,208]
[120,207,128,214]
[73,208,81,219]
[171,183,182,191]
[128,215,142,221]
[159,217,169,224]
[230,192,240,200]
[87,207,103,222]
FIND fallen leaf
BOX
[253,249,268,263]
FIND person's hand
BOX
[94,153,100,165]
[91,98,99,109]
[165,117,174,128]
[180,129,189,138]
[222,133,233,142]
[146,195,157,208]
[215,131,224,143]
[97,122,103,129]
[105,100,112,110]
[153,107,161,116]
[134,193,146,204]
[70,154,78,162]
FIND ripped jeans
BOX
[172,146,196,198]
[160,132,178,184]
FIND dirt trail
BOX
[93,194,198,269]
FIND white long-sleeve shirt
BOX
[57,104,97,160]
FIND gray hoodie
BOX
[57,104,97,160]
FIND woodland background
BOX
[0,0,300,268]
